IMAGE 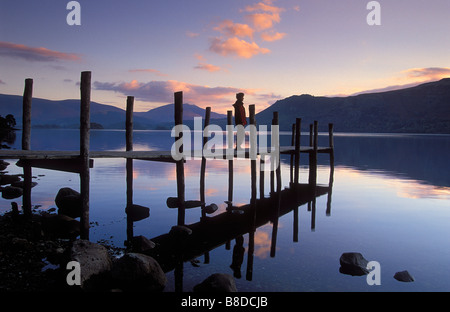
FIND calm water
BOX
[1,129,449,292]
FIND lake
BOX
[1,129,449,292]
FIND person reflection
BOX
[230,235,245,278]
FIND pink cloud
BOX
[214,20,254,39]
[402,67,450,80]
[0,41,81,62]
[93,79,280,114]
[242,1,284,31]
[209,37,270,59]
[194,62,222,72]
[260,31,286,42]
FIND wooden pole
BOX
[200,107,211,220]
[226,111,233,211]
[22,78,33,218]
[80,71,91,240]
[126,96,134,243]
[289,123,295,184]
[174,91,185,225]
[270,111,281,257]
[327,123,335,216]
[247,104,256,281]
[294,118,301,184]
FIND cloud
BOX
[0,41,81,62]
[94,79,243,106]
[129,68,168,77]
[242,1,284,31]
[93,79,280,113]
[0,79,5,85]
[209,37,270,59]
[402,67,450,80]
[194,62,222,72]
[207,1,286,59]
[260,31,286,42]
[214,20,254,39]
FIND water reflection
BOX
[125,155,333,291]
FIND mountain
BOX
[0,95,225,130]
[256,78,450,134]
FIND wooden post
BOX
[126,96,134,243]
[247,105,256,281]
[270,112,281,258]
[22,78,33,218]
[328,123,335,163]
[294,118,301,184]
[200,107,211,220]
[327,123,335,216]
[226,111,233,211]
[80,71,91,240]
[289,123,295,184]
[174,91,185,226]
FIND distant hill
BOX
[256,78,450,134]
[0,95,225,130]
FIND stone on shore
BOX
[193,273,237,292]
[111,252,167,291]
[55,187,82,218]
[69,239,113,290]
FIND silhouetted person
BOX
[230,235,245,278]
[233,93,247,149]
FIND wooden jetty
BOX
[0,71,335,243]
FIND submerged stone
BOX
[394,270,415,282]
[339,252,370,276]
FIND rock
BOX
[169,225,193,238]
[131,235,155,253]
[70,239,113,290]
[193,273,237,292]
[1,186,23,199]
[0,174,21,186]
[205,203,218,214]
[394,270,415,282]
[41,214,80,239]
[111,253,166,291]
[0,160,9,171]
[166,197,204,209]
[11,181,37,188]
[339,252,370,276]
[55,187,81,218]
[125,204,150,222]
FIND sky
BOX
[1,0,450,114]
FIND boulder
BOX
[204,203,218,214]
[339,252,370,276]
[55,187,81,218]
[0,160,9,171]
[193,273,237,292]
[1,186,23,199]
[394,270,414,282]
[69,239,113,290]
[131,235,155,253]
[125,204,150,222]
[169,225,193,238]
[111,253,167,291]
[11,181,37,188]
[0,174,21,186]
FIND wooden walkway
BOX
[1,71,335,242]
